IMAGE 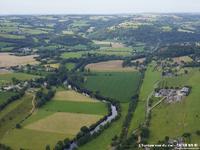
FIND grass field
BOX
[149,69,200,143]
[65,63,76,70]
[61,51,86,59]
[41,101,107,115]
[129,63,161,134]
[0,72,39,84]
[79,103,129,150]
[85,60,136,72]
[0,91,17,105]
[0,33,25,39]
[0,94,33,139]
[1,128,70,150]
[83,72,141,102]
[0,89,108,149]
[53,90,99,102]
[0,53,38,67]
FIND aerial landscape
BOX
[0,0,200,150]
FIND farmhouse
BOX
[155,87,190,103]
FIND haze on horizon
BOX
[0,0,200,15]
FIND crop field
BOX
[45,63,60,69]
[95,50,132,56]
[25,112,102,135]
[0,89,108,149]
[0,53,39,67]
[83,71,141,102]
[85,60,136,72]
[129,63,161,134]
[54,90,99,102]
[173,56,193,63]
[149,69,200,143]
[41,101,107,115]
[0,72,39,84]
[93,40,125,48]
[79,103,129,150]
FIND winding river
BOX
[66,91,118,150]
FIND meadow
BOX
[0,91,17,105]
[79,103,129,150]
[61,51,86,59]
[1,89,108,149]
[149,69,200,143]
[0,94,33,139]
[83,72,142,102]
[128,63,161,134]
[0,72,39,84]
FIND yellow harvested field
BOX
[54,90,99,102]
[0,53,38,67]
[45,63,60,69]
[173,56,193,63]
[25,112,102,135]
[93,40,124,48]
[85,60,136,72]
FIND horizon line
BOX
[1,12,200,16]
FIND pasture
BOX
[1,89,108,149]
[149,69,200,143]
[65,63,76,70]
[83,72,142,102]
[0,91,17,105]
[85,60,136,72]
[0,72,39,84]
[61,51,86,59]
[0,53,38,67]
[79,103,129,150]
[0,94,33,139]
[129,63,161,134]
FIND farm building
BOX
[155,87,190,103]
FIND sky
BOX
[0,0,200,15]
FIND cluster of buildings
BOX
[155,87,190,103]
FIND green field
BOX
[1,89,108,149]
[0,33,25,39]
[129,63,161,134]
[0,72,39,84]
[0,94,33,139]
[83,72,141,102]
[61,51,86,59]
[41,100,107,115]
[0,91,17,105]
[79,103,129,150]
[1,128,69,150]
[149,68,200,143]
[65,63,76,70]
